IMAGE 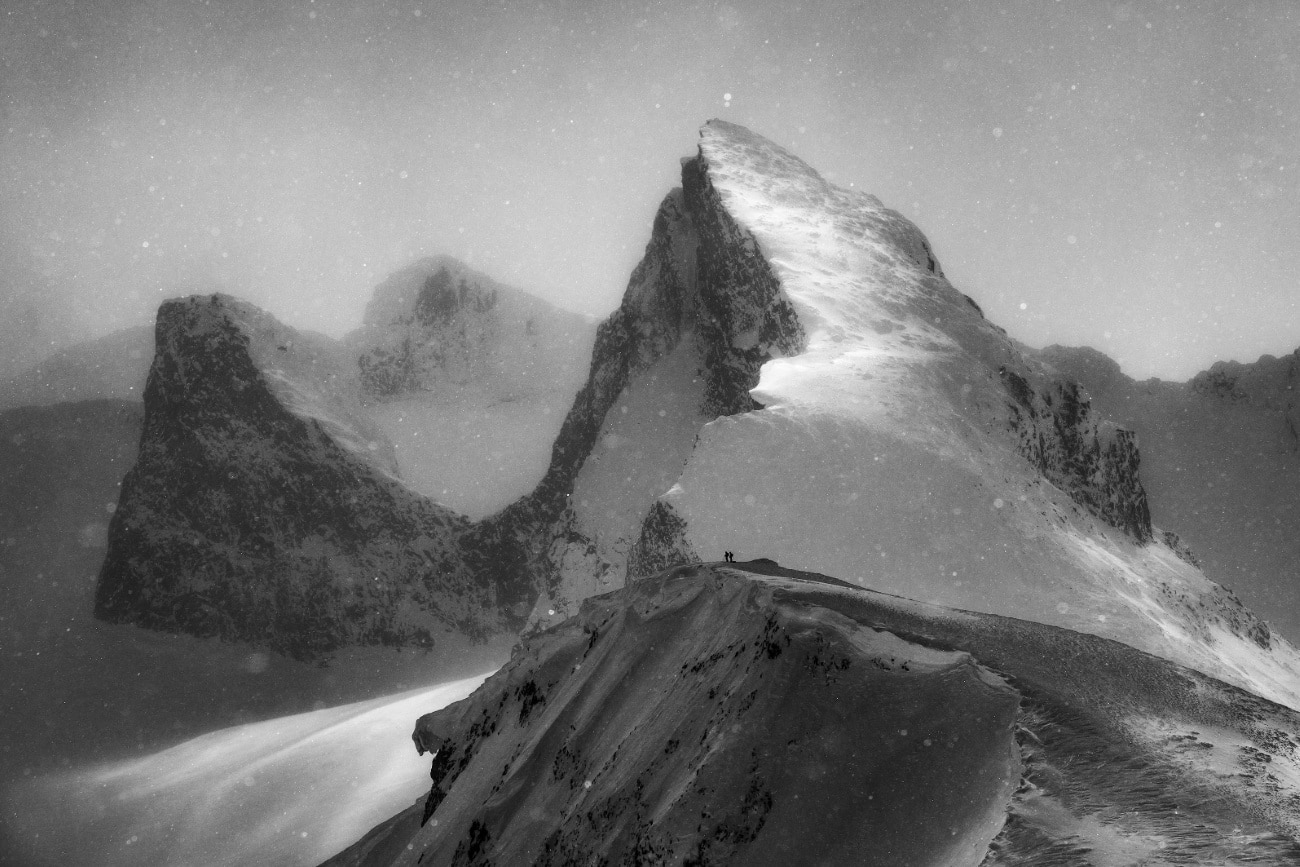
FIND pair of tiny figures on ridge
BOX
[722,551,738,563]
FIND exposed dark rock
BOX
[328,563,1300,866]
[627,500,698,580]
[1160,529,1202,569]
[998,363,1152,542]
[95,295,526,658]
[468,152,806,610]
[680,155,806,415]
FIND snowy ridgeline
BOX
[552,120,1300,713]
[328,564,1300,866]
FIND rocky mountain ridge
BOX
[326,562,1300,867]
[0,324,153,410]
[545,120,1295,706]
[97,121,1299,710]
[95,295,527,657]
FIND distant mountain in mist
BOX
[0,324,153,410]
[346,255,597,518]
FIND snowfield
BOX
[5,674,491,867]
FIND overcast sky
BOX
[3,0,1297,379]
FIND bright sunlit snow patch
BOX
[699,121,960,430]
[6,672,491,867]
[654,121,1300,714]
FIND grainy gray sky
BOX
[3,0,1298,379]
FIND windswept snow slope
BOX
[328,563,1300,866]
[639,121,1300,711]
[3,673,491,867]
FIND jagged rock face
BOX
[486,145,809,624]
[681,156,806,415]
[96,122,1297,702]
[326,564,1300,866]
[997,364,1151,541]
[1042,343,1300,644]
[95,295,527,658]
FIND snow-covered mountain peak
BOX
[696,118,990,451]
[631,122,1300,709]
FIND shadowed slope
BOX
[326,563,1300,866]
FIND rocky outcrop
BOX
[95,295,529,658]
[469,155,807,617]
[681,156,806,415]
[1191,350,1300,443]
[325,563,1300,866]
[996,362,1152,541]
[626,500,698,579]
[1041,343,1300,644]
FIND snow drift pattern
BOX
[328,563,1300,866]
